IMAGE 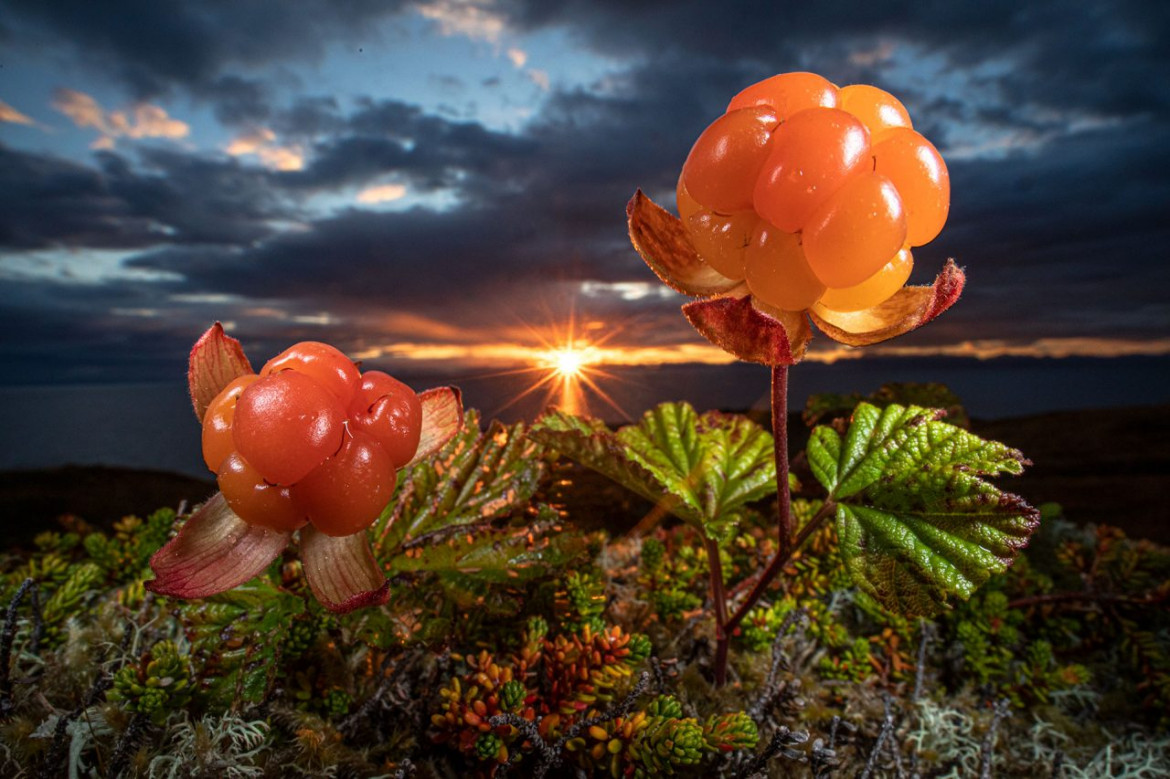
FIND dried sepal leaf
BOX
[627,189,741,298]
[146,492,290,599]
[299,527,390,613]
[683,293,811,366]
[188,322,253,420]
[809,259,965,347]
[409,386,464,466]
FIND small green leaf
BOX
[809,402,1038,616]
[376,410,546,556]
[180,578,304,707]
[387,506,593,591]
[530,401,776,542]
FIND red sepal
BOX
[188,322,253,420]
[146,493,290,599]
[300,527,390,613]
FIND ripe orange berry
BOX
[818,247,914,312]
[727,71,839,120]
[753,108,871,233]
[293,430,397,537]
[803,172,907,289]
[872,128,950,246]
[348,371,423,467]
[201,373,260,473]
[838,84,912,140]
[743,223,825,312]
[217,452,308,532]
[260,341,361,405]
[233,371,346,485]
[676,176,754,281]
[682,106,779,214]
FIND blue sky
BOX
[1,1,1168,406]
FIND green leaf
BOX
[180,578,304,708]
[375,410,546,557]
[808,402,1038,616]
[386,502,589,589]
[530,401,776,542]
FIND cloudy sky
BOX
[1,1,1168,419]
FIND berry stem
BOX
[771,364,793,559]
[711,364,837,686]
[705,535,730,687]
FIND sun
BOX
[551,347,587,378]
[474,299,631,419]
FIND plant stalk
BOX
[772,364,793,558]
[724,499,835,634]
[711,364,815,686]
[705,536,730,687]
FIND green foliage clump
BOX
[531,401,777,543]
[109,639,192,723]
[560,569,608,633]
[638,535,704,622]
[808,402,1039,615]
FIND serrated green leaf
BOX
[387,506,592,589]
[807,426,841,492]
[180,578,303,708]
[809,402,1038,616]
[375,410,546,556]
[530,401,776,542]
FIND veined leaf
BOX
[376,410,546,556]
[809,402,1038,616]
[180,578,304,707]
[389,506,592,587]
[530,401,777,542]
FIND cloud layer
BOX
[0,0,1167,407]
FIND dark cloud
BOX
[280,98,538,193]
[0,143,157,249]
[205,75,273,126]
[272,97,346,138]
[0,143,290,249]
[2,0,408,100]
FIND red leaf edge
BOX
[146,493,290,599]
[188,322,253,421]
[299,527,390,614]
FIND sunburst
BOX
[484,305,629,419]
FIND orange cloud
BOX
[51,88,189,148]
[356,183,408,204]
[352,319,1170,372]
[526,68,550,91]
[860,337,1170,361]
[0,99,36,126]
[416,0,506,43]
[507,47,527,68]
[225,127,304,171]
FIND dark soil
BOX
[0,466,215,549]
[970,404,1170,544]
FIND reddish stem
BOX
[712,364,805,686]
[771,365,793,556]
[705,536,730,686]
[724,499,836,633]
